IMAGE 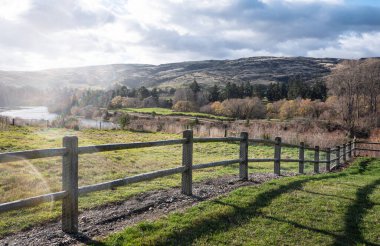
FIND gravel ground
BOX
[0,172,297,246]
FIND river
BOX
[0,106,118,129]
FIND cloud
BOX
[0,0,32,21]
[308,32,380,58]
[0,0,379,70]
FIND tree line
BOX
[45,58,380,137]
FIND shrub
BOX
[172,101,198,112]
[279,100,297,120]
[220,97,265,119]
[118,113,131,129]
[110,96,124,109]
[210,101,225,115]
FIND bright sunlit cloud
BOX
[0,0,32,21]
[0,0,379,70]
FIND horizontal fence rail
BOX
[0,191,68,213]
[0,148,66,163]
[78,139,186,154]
[78,166,187,195]
[0,131,378,234]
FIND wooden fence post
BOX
[62,136,79,234]
[326,148,331,172]
[336,146,341,167]
[239,132,249,180]
[182,130,193,195]
[298,142,305,174]
[274,137,281,175]
[348,141,352,160]
[342,144,347,163]
[352,138,356,157]
[314,146,319,173]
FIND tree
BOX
[360,59,380,127]
[327,60,360,134]
[243,81,253,97]
[309,79,327,101]
[267,83,282,101]
[151,88,159,101]
[208,84,220,102]
[137,86,150,99]
[190,79,201,93]
[287,75,307,99]
[252,84,268,98]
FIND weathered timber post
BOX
[348,141,352,160]
[274,137,281,175]
[298,142,305,174]
[314,146,319,173]
[239,132,249,180]
[352,137,357,157]
[182,130,193,195]
[62,136,79,234]
[336,146,341,167]
[342,143,347,163]
[326,148,331,172]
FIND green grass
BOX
[119,107,232,121]
[0,126,317,237]
[102,158,380,246]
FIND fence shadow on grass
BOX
[147,173,349,246]
[141,159,380,246]
[334,177,380,246]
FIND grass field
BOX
[0,126,319,237]
[102,157,380,245]
[119,107,232,121]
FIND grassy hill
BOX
[103,158,380,245]
[0,57,339,89]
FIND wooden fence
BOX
[0,116,10,129]
[0,130,378,234]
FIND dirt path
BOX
[0,173,295,246]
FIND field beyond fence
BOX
[0,129,379,234]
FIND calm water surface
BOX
[0,106,57,120]
[0,106,118,129]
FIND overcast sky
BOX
[0,0,379,71]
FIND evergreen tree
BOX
[287,75,306,99]
[137,86,150,99]
[309,79,327,101]
[243,81,253,97]
[280,82,288,99]
[151,88,159,101]
[128,88,137,97]
[208,84,220,102]
[252,84,268,98]
[267,83,282,101]
[190,79,201,93]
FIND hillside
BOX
[0,56,339,89]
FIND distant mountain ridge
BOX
[0,56,340,89]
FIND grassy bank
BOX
[0,126,317,237]
[103,158,380,245]
[119,107,232,121]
